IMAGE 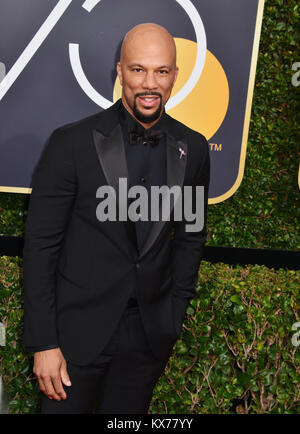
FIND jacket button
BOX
[136,263,140,269]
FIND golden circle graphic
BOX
[113,38,229,140]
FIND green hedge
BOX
[206,0,300,250]
[0,256,299,414]
[0,0,299,249]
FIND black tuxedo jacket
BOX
[22,99,210,365]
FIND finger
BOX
[60,363,72,387]
[37,377,50,398]
[52,375,67,400]
[43,376,62,401]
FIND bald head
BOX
[117,23,178,128]
[120,23,177,64]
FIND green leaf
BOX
[230,295,242,304]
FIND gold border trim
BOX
[0,0,265,199]
[208,0,265,204]
[0,186,31,194]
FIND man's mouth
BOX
[138,95,160,109]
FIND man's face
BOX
[117,31,178,128]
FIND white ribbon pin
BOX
[179,147,187,159]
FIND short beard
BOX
[133,93,162,124]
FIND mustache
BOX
[134,92,162,99]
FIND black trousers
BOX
[40,303,174,414]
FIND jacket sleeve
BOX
[171,136,210,315]
[22,128,77,351]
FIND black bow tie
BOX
[129,128,165,147]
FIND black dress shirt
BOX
[118,102,167,250]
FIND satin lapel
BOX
[138,134,187,260]
[93,124,128,195]
[93,125,137,260]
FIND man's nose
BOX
[142,72,158,90]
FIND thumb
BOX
[60,361,72,387]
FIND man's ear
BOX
[173,66,179,87]
[116,62,123,86]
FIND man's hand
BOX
[33,348,71,401]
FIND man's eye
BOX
[158,70,168,74]
[133,68,143,72]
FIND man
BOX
[22,23,210,414]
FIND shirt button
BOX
[141,177,145,183]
